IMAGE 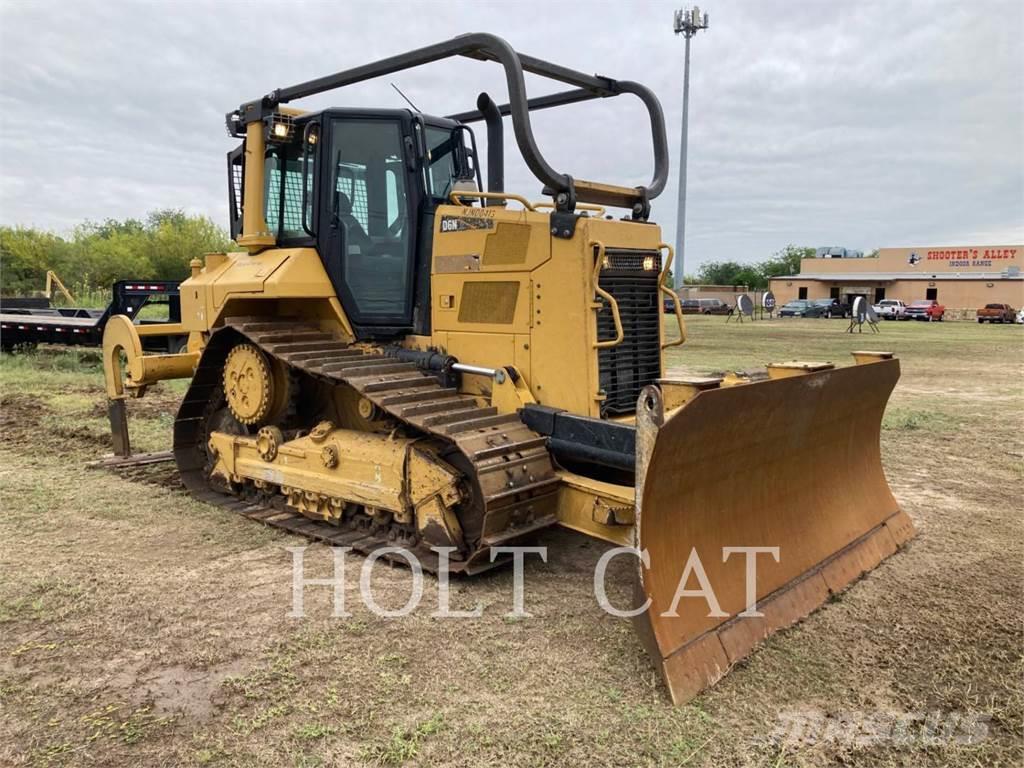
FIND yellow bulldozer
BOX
[101,34,914,704]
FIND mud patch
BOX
[0,393,47,445]
[135,661,250,721]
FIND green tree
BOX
[690,246,816,291]
[695,260,762,288]
[0,210,233,295]
[0,227,75,294]
[696,260,745,286]
[758,245,814,282]
[147,210,232,280]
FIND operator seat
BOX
[334,192,373,255]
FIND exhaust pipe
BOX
[476,92,504,205]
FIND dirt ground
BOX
[0,316,1021,767]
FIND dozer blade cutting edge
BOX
[632,356,915,704]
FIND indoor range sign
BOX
[909,247,1018,268]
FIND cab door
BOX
[318,117,416,335]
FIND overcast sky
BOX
[1,0,1021,272]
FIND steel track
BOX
[173,319,560,574]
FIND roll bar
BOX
[227,33,668,218]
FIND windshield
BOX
[878,300,897,305]
[813,299,834,305]
[785,301,809,308]
[910,301,932,307]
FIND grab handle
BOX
[658,243,687,349]
[591,240,624,350]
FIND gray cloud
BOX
[1,0,1021,274]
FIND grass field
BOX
[0,316,1021,767]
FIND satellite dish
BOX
[762,291,776,310]
[737,294,754,317]
[853,296,867,322]
[866,302,879,324]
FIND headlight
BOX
[643,256,656,271]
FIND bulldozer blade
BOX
[632,358,915,704]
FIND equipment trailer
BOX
[1,280,185,353]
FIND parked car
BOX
[811,297,850,318]
[904,300,945,321]
[976,303,1017,323]
[779,299,819,318]
[1018,308,1024,325]
[697,298,731,315]
[872,299,907,320]
[665,297,725,314]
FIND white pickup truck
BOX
[872,299,907,320]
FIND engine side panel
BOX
[428,204,665,418]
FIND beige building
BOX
[677,284,752,304]
[769,245,1024,316]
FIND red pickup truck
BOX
[977,303,1017,323]
[904,300,945,321]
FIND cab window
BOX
[265,146,310,241]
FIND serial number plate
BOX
[439,214,495,233]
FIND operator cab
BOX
[228,108,480,338]
[225,34,668,341]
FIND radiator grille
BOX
[596,251,662,416]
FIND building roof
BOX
[771,272,1023,282]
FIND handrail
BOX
[658,243,687,349]
[449,190,535,210]
[590,241,624,350]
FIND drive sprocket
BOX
[223,343,277,424]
